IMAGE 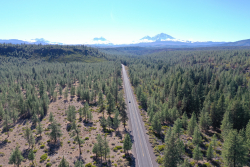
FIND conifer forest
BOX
[1,44,250,167]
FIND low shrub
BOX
[40,144,45,149]
[40,153,48,162]
[85,137,89,140]
[46,162,52,167]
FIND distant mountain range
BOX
[1,33,250,48]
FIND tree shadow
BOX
[22,148,30,159]
[47,140,61,156]
[36,136,42,144]
[73,156,85,164]
[0,139,7,149]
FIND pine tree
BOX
[92,143,98,159]
[113,109,120,132]
[50,120,62,143]
[187,112,197,136]
[245,120,250,148]
[120,101,128,128]
[103,135,110,161]
[12,109,18,124]
[182,111,188,129]
[192,126,202,145]
[36,121,44,137]
[152,112,162,134]
[59,86,62,97]
[98,92,105,115]
[67,105,76,125]
[87,109,93,123]
[9,146,24,167]
[222,129,248,167]
[211,134,217,148]
[163,131,184,167]
[74,160,84,167]
[28,149,35,165]
[0,103,4,119]
[107,92,115,116]
[97,134,104,162]
[173,118,182,137]
[78,107,83,121]
[179,159,189,167]
[71,121,84,155]
[199,110,211,132]
[192,145,203,163]
[39,81,45,97]
[100,117,107,130]
[206,143,214,161]
[220,111,232,139]
[24,126,32,148]
[3,112,13,133]
[58,156,69,167]
[123,133,132,154]
[32,114,38,126]
[64,86,68,101]
[107,116,112,130]
[49,112,54,123]
[83,102,89,122]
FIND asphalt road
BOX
[122,64,157,167]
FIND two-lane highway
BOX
[122,64,157,167]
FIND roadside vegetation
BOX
[127,48,250,166]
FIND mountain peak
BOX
[140,33,175,41]
[93,37,107,41]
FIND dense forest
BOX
[127,48,250,166]
[1,44,250,167]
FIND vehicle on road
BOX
[129,100,131,103]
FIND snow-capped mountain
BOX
[85,37,113,45]
[0,38,63,45]
[140,33,175,42]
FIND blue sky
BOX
[1,0,250,44]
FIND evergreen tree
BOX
[58,156,69,167]
[32,114,38,126]
[173,118,182,137]
[103,135,110,161]
[182,111,188,129]
[67,105,76,124]
[87,109,93,122]
[199,110,211,132]
[28,149,35,165]
[100,117,107,130]
[50,120,62,143]
[120,101,128,128]
[49,112,54,123]
[211,134,217,148]
[64,86,68,100]
[78,107,83,121]
[107,116,112,130]
[74,160,84,167]
[221,111,233,139]
[163,131,184,167]
[9,146,24,167]
[123,133,132,154]
[113,109,120,132]
[206,143,214,161]
[3,112,13,133]
[98,92,105,115]
[107,92,115,116]
[36,120,44,137]
[222,129,248,167]
[187,112,197,136]
[192,145,203,163]
[245,120,250,148]
[179,159,189,167]
[0,103,4,119]
[39,81,45,97]
[24,126,33,148]
[192,126,202,145]
[71,121,84,155]
[97,134,104,162]
[59,86,62,97]
[152,112,162,134]
[83,102,89,122]
[12,109,18,124]
[92,143,98,159]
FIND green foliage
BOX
[74,160,84,167]
[192,145,203,162]
[187,112,197,136]
[9,146,24,167]
[123,133,132,153]
[222,129,248,167]
[58,156,69,167]
[206,143,214,161]
[50,120,62,142]
[192,126,202,145]
[40,153,48,162]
